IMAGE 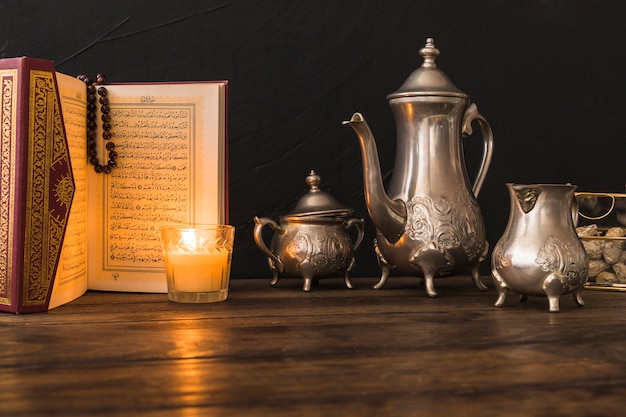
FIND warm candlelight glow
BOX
[180,230,198,247]
[165,249,230,293]
[161,225,235,303]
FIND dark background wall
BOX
[2,0,625,279]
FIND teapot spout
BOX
[343,113,406,243]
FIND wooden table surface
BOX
[1,275,626,416]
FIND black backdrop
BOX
[2,1,625,279]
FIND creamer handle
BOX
[462,103,494,197]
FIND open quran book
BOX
[0,57,227,312]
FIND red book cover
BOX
[0,57,75,313]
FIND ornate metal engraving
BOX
[287,229,351,274]
[515,187,540,213]
[536,236,589,292]
[406,192,485,262]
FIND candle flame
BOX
[181,230,197,248]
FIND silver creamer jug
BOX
[491,184,589,312]
[344,38,494,297]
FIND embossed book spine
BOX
[0,57,75,313]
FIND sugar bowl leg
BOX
[299,260,316,292]
[268,258,280,286]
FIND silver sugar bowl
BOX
[253,170,365,291]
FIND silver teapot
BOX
[253,170,365,291]
[344,38,494,296]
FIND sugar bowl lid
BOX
[286,170,353,218]
[387,37,467,100]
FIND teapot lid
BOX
[287,170,353,218]
[387,38,468,100]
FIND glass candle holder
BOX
[160,224,235,303]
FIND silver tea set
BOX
[253,38,589,312]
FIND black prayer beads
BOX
[77,73,118,174]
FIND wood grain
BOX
[1,276,625,416]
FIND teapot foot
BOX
[373,242,391,289]
[270,275,279,287]
[373,264,391,289]
[344,258,356,289]
[424,274,438,297]
[471,266,488,292]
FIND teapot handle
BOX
[345,218,365,251]
[462,103,494,197]
[253,216,284,272]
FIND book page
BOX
[51,72,89,307]
[86,82,227,292]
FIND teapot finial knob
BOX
[420,38,440,68]
[306,170,321,193]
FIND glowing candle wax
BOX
[165,249,230,293]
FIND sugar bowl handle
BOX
[345,218,365,251]
[253,216,284,273]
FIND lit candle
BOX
[161,226,235,303]
[165,249,230,293]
